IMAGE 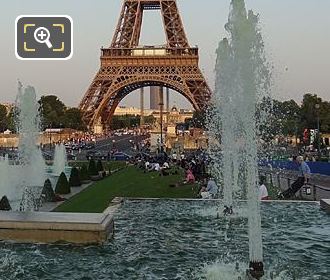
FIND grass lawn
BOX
[68,160,126,171]
[54,166,199,213]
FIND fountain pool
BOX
[0,200,329,280]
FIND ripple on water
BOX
[0,200,329,279]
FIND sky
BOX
[0,0,330,109]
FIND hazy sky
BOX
[1,0,330,109]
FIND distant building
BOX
[152,105,194,127]
[114,105,194,128]
[114,106,154,116]
[150,86,161,110]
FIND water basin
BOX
[0,200,329,279]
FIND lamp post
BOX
[59,123,62,143]
[315,103,321,158]
[294,112,298,149]
[49,123,52,151]
[159,98,164,153]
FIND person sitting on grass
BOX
[146,161,161,172]
[169,168,195,188]
[199,177,218,199]
[145,161,150,170]
[154,162,161,172]
[159,166,170,176]
[184,168,195,184]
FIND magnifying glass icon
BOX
[34,27,53,49]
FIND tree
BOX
[272,99,301,136]
[319,101,330,133]
[0,104,8,132]
[55,172,71,194]
[144,115,156,125]
[111,114,140,130]
[62,108,86,131]
[300,94,322,130]
[39,95,66,129]
[186,110,206,129]
[6,107,17,133]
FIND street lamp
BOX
[59,123,62,143]
[159,100,164,154]
[293,112,299,150]
[315,103,321,158]
[48,123,52,151]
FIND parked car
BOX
[86,151,108,160]
[112,152,131,161]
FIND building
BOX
[114,106,154,116]
[150,86,161,110]
[152,106,194,128]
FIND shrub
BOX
[55,172,70,194]
[96,160,104,172]
[88,159,98,176]
[80,164,90,181]
[0,196,11,211]
[107,163,111,174]
[69,167,81,187]
[41,179,56,202]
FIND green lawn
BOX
[54,166,199,213]
[68,160,126,171]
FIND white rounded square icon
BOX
[15,15,73,60]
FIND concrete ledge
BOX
[0,197,125,244]
[0,211,114,244]
[320,199,330,214]
[126,197,319,203]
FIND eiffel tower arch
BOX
[79,0,212,131]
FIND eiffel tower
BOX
[79,0,211,131]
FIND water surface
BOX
[0,200,329,279]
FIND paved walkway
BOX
[39,182,92,212]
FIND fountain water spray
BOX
[53,143,67,175]
[210,0,272,277]
[0,83,46,209]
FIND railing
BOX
[260,168,330,201]
[101,47,199,58]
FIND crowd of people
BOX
[130,143,316,201]
[131,149,222,199]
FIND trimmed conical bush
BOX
[96,160,103,172]
[88,159,98,176]
[80,164,90,182]
[55,172,70,194]
[0,196,11,211]
[42,179,56,202]
[69,167,81,187]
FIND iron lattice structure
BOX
[79,0,212,129]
